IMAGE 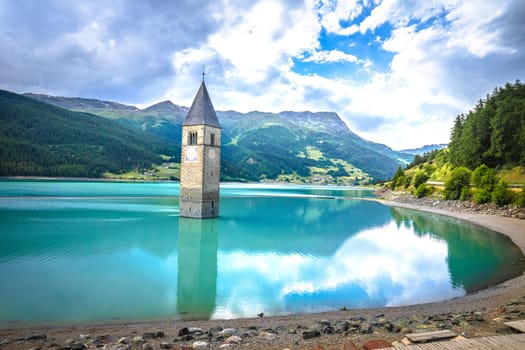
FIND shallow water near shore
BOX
[0,180,523,325]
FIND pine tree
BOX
[390,165,405,190]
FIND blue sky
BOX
[0,0,524,149]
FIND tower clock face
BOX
[185,146,198,162]
[208,148,216,160]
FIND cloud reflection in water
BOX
[213,219,464,319]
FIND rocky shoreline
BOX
[382,190,525,220]
[2,300,525,350]
[1,194,525,350]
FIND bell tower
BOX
[179,78,221,219]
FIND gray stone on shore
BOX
[70,342,88,350]
[26,333,47,341]
[95,334,109,341]
[143,331,165,339]
[339,319,362,333]
[117,336,128,344]
[257,331,276,341]
[287,326,298,334]
[188,327,204,334]
[302,330,320,339]
[132,335,144,344]
[192,340,210,349]
[391,317,409,330]
[360,323,372,334]
[218,328,237,336]
[179,327,204,337]
[112,345,130,350]
[225,335,242,344]
[209,326,223,334]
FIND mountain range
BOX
[3,91,413,183]
[400,144,448,155]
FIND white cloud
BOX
[165,0,321,108]
[208,0,320,80]
[445,1,517,57]
[356,117,455,151]
[359,0,398,33]
[329,0,524,149]
[0,0,221,102]
[318,0,363,35]
[303,49,359,63]
[1,0,524,149]
[359,0,448,34]
[189,0,524,149]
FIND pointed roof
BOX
[183,81,221,128]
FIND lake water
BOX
[0,180,523,325]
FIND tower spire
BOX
[183,78,220,128]
[202,65,205,82]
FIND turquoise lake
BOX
[0,180,523,325]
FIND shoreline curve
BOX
[1,198,524,349]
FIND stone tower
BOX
[179,80,221,219]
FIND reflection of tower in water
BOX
[177,218,218,320]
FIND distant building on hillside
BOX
[179,79,221,219]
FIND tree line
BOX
[449,80,525,169]
[390,81,525,207]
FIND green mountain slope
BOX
[217,110,412,182]
[0,90,177,177]
[24,93,413,182]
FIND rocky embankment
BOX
[1,298,525,350]
[379,189,525,220]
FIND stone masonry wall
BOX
[180,125,221,218]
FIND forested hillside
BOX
[391,81,525,207]
[0,90,176,177]
[448,80,525,169]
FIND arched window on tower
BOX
[210,133,215,146]
[188,131,197,145]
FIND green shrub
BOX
[474,188,491,204]
[517,185,525,207]
[424,164,436,175]
[472,164,497,192]
[491,180,514,206]
[396,175,407,189]
[404,175,413,188]
[415,184,433,198]
[460,186,472,200]
[413,172,430,189]
[444,167,472,200]
[390,166,405,190]
[472,164,489,187]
